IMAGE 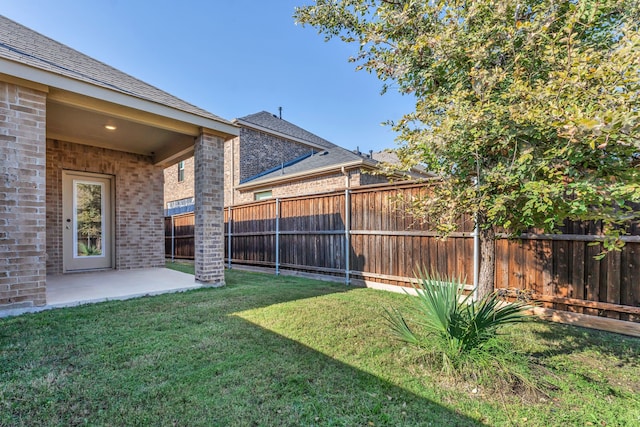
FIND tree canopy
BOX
[296,0,640,295]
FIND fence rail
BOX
[165,182,640,323]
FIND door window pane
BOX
[75,182,103,257]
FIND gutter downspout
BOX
[231,137,236,206]
[341,166,350,189]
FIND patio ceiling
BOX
[47,89,203,166]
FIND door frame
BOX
[62,170,115,272]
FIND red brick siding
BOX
[238,127,315,182]
[194,132,225,285]
[46,139,165,274]
[163,157,194,209]
[0,82,47,308]
[359,170,390,186]
[223,137,240,206]
[233,169,362,205]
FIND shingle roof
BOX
[0,15,229,124]
[238,111,338,150]
[236,111,372,186]
[372,150,433,177]
[371,150,401,164]
[244,150,364,185]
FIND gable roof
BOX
[0,15,233,128]
[234,111,375,188]
[237,111,337,150]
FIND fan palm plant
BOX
[385,269,531,366]
[78,242,102,256]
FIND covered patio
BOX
[1,16,238,314]
[1,268,201,317]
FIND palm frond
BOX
[384,268,533,364]
[383,307,421,346]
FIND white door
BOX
[62,171,113,271]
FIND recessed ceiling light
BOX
[104,124,117,131]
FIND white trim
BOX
[236,160,371,190]
[72,179,107,259]
[62,171,114,272]
[0,58,238,137]
[254,190,273,201]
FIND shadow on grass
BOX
[526,319,640,368]
[0,270,483,426]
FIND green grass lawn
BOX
[1,264,638,426]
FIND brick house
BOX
[0,16,238,311]
[164,111,424,213]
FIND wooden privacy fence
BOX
[165,182,640,323]
[164,214,195,260]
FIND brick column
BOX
[0,82,47,308]
[194,131,225,286]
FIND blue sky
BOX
[2,0,415,153]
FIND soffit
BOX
[46,97,195,166]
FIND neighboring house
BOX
[164,111,426,213]
[0,15,238,311]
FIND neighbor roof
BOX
[0,15,231,126]
[237,111,337,150]
[372,150,433,177]
[235,111,375,188]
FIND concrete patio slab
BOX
[1,268,201,318]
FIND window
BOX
[177,161,185,182]
[254,190,273,201]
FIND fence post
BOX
[472,177,480,300]
[472,220,480,301]
[275,198,280,276]
[345,189,351,285]
[227,206,232,270]
[171,215,175,262]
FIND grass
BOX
[0,263,637,426]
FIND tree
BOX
[76,183,103,255]
[295,0,640,297]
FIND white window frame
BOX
[254,190,273,201]
[177,161,185,182]
[73,179,106,259]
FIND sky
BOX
[1,0,416,153]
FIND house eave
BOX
[0,57,239,139]
[235,160,370,191]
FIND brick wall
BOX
[46,139,165,274]
[359,170,390,186]
[0,82,47,309]
[223,137,240,206]
[194,132,225,285]
[166,125,391,209]
[233,169,363,205]
[163,156,194,208]
[238,127,314,182]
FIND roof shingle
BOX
[0,14,229,124]
[236,111,371,186]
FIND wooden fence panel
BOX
[277,193,346,274]
[621,243,640,322]
[165,182,639,323]
[164,213,195,259]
